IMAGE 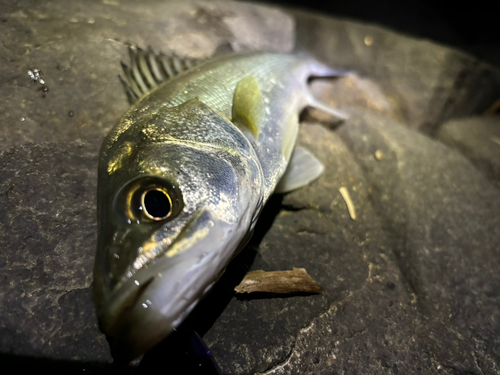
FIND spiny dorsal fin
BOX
[232,76,262,138]
[119,46,203,104]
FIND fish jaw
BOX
[94,96,265,362]
[95,208,253,363]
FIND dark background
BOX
[245,0,500,67]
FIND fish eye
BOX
[141,188,172,221]
[114,176,183,224]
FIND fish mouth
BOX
[98,255,207,364]
[98,275,155,338]
[95,209,246,363]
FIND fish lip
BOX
[96,251,181,335]
[95,210,226,359]
[95,256,183,363]
[97,275,155,337]
[97,252,217,363]
[96,205,255,363]
[96,205,207,330]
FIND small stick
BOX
[234,268,323,294]
[339,186,356,220]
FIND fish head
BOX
[93,99,263,362]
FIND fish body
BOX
[93,51,345,361]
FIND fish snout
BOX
[95,252,215,363]
[95,211,245,362]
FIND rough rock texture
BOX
[202,114,500,374]
[294,10,500,134]
[0,142,105,362]
[1,0,500,374]
[436,116,500,188]
[0,0,294,151]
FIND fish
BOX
[93,47,347,362]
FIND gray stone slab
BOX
[0,142,105,362]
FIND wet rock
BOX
[293,10,500,134]
[337,110,500,374]
[1,1,499,374]
[0,0,294,151]
[202,111,500,374]
[437,115,500,187]
[0,142,107,363]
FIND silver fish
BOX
[93,48,346,362]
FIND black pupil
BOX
[144,190,171,219]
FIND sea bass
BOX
[93,48,346,362]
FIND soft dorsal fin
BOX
[119,46,203,104]
[274,146,325,194]
[232,76,262,138]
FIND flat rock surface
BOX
[0,142,104,362]
[1,1,499,374]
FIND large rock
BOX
[0,0,294,151]
[201,111,500,374]
[0,142,106,363]
[293,10,500,134]
[1,1,500,374]
[436,116,500,188]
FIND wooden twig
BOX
[234,268,323,294]
[339,186,357,220]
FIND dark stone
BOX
[0,0,294,151]
[1,1,499,375]
[293,10,500,134]
[0,142,108,362]
[201,112,500,374]
[436,116,500,188]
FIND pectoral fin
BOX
[232,76,262,138]
[274,147,324,194]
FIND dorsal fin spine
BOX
[160,53,176,78]
[120,61,142,98]
[172,56,183,74]
[137,47,157,88]
[147,47,165,82]
[118,74,138,103]
[119,46,203,104]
